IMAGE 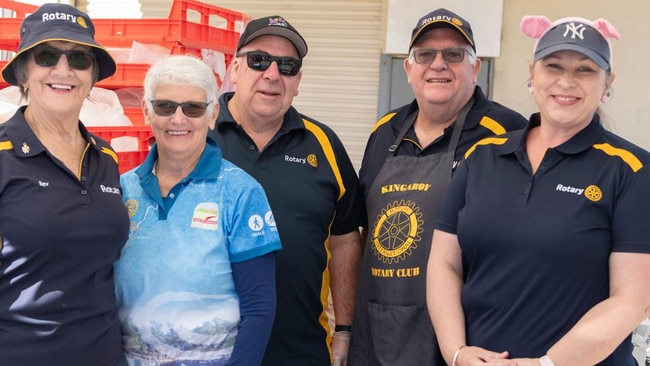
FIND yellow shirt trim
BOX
[479,116,507,136]
[303,119,346,200]
[465,137,508,159]
[370,112,397,134]
[593,143,643,172]
[0,140,13,151]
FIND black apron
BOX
[350,101,471,366]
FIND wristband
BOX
[452,345,465,366]
[539,355,556,366]
[335,325,352,333]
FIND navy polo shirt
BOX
[209,92,366,366]
[437,113,650,365]
[0,107,130,365]
[359,86,528,199]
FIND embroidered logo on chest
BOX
[284,154,318,168]
[555,183,602,202]
[192,202,219,231]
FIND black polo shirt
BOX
[359,86,527,199]
[209,93,366,366]
[0,107,130,365]
[437,113,650,365]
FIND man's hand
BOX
[331,331,351,366]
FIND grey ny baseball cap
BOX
[534,20,611,70]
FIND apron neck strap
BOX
[388,97,475,155]
[447,97,474,153]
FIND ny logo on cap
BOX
[563,22,586,40]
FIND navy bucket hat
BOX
[1,3,116,86]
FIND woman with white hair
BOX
[115,55,281,365]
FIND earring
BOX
[601,90,611,103]
[527,81,534,94]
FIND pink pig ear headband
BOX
[520,15,620,70]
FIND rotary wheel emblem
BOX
[372,200,424,264]
[584,185,602,202]
[125,199,139,218]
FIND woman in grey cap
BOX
[427,15,650,366]
[0,3,128,366]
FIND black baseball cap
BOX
[409,8,475,52]
[236,15,308,59]
[1,3,116,86]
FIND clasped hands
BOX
[454,346,542,366]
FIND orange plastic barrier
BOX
[88,126,154,173]
[0,0,242,52]
[0,0,244,88]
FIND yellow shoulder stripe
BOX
[101,146,119,165]
[370,112,397,134]
[465,137,508,159]
[0,140,13,151]
[303,119,346,200]
[0,141,121,166]
[592,143,643,172]
[479,116,507,136]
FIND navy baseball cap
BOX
[1,3,116,86]
[533,19,612,70]
[409,8,475,52]
[236,15,308,59]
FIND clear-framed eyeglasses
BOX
[411,48,469,64]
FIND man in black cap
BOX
[348,8,527,365]
[207,15,366,366]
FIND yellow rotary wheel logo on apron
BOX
[372,200,424,264]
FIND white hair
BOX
[143,55,217,104]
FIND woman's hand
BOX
[456,346,517,365]
[509,358,540,366]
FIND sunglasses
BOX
[411,48,469,64]
[32,46,96,71]
[238,52,302,76]
[149,99,212,118]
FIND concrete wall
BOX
[494,0,649,150]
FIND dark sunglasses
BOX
[32,46,96,71]
[150,99,212,118]
[411,48,469,64]
[238,52,302,76]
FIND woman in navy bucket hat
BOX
[0,3,129,366]
[1,2,116,87]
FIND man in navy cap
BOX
[349,8,527,365]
